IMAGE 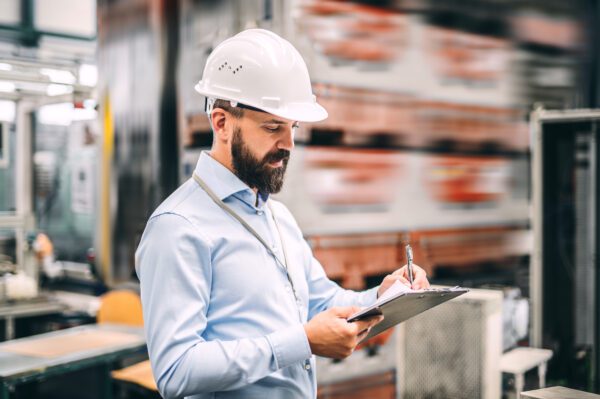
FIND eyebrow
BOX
[261,119,286,125]
[261,119,300,127]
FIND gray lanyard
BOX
[192,173,303,320]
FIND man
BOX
[136,29,429,399]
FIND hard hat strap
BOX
[205,97,216,115]
[205,97,268,116]
[235,102,267,114]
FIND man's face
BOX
[230,110,297,194]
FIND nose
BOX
[278,125,295,152]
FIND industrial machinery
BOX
[531,108,600,392]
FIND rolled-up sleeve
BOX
[135,213,311,398]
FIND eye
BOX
[264,125,280,133]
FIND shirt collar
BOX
[193,151,269,208]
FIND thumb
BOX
[329,306,362,318]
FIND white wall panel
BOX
[0,0,20,25]
[35,0,96,37]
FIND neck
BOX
[208,147,233,173]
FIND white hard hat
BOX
[194,29,328,123]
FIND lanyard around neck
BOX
[192,173,301,312]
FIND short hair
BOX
[213,99,244,119]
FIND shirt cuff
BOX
[266,324,312,369]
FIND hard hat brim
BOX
[264,102,328,123]
[195,85,328,123]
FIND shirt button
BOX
[304,363,311,371]
[256,210,264,216]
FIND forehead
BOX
[243,108,295,125]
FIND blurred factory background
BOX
[0,0,598,398]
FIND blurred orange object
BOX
[426,26,509,83]
[356,327,394,351]
[305,148,401,207]
[426,156,509,204]
[97,290,144,327]
[322,39,396,62]
[297,1,407,63]
[511,13,580,49]
[34,233,54,261]
[111,360,157,392]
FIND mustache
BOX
[263,149,290,164]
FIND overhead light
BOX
[40,68,76,85]
[72,108,97,121]
[83,98,97,109]
[0,100,16,122]
[38,103,73,126]
[0,81,16,93]
[37,102,97,126]
[46,84,73,97]
[0,63,12,71]
[79,64,97,87]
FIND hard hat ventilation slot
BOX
[217,61,243,74]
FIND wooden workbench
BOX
[0,323,146,399]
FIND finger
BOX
[357,316,384,339]
[386,272,411,285]
[357,326,371,341]
[397,263,425,274]
[413,264,426,276]
[394,266,413,283]
[413,275,430,290]
[412,265,430,289]
[351,315,383,332]
[351,319,372,333]
[351,316,379,333]
[389,275,411,287]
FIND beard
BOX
[231,127,290,194]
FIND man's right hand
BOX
[303,307,384,359]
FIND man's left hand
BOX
[377,264,430,297]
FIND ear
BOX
[210,108,232,144]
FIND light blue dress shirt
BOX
[135,152,378,399]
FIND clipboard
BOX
[348,286,469,341]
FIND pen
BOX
[405,244,414,287]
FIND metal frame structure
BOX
[0,0,96,47]
[0,123,7,169]
[530,107,600,348]
[0,101,35,277]
[531,107,600,392]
